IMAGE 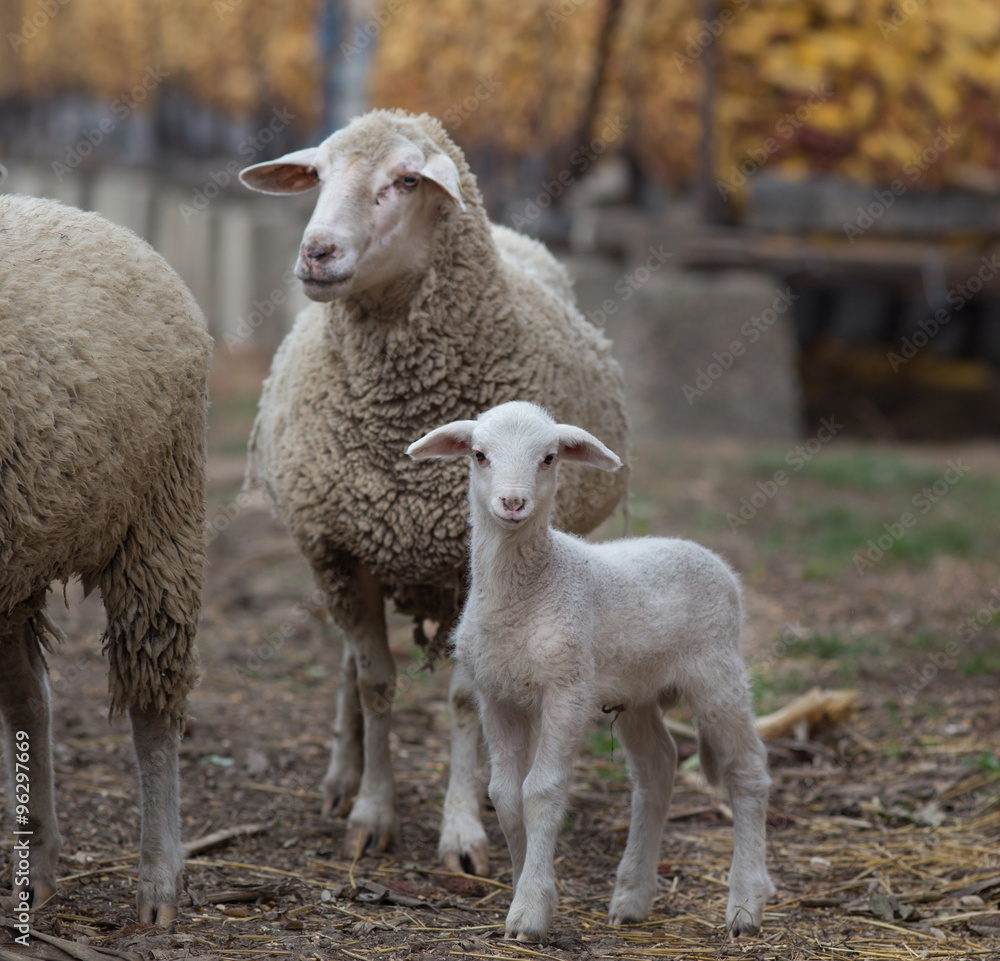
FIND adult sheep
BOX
[239,109,629,873]
[0,194,211,923]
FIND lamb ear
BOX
[407,420,477,460]
[419,153,466,211]
[240,147,320,194]
[558,425,622,472]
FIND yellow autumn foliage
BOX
[0,0,321,126]
[1,0,998,198]
[371,0,1000,194]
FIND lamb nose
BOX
[501,496,525,514]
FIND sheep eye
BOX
[474,451,487,464]
[400,174,420,189]
[542,453,555,465]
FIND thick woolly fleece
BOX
[248,110,629,647]
[0,195,211,720]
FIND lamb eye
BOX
[542,454,555,465]
[400,174,419,189]
[474,451,487,463]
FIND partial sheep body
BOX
[408,402,773,941]
[0,195,211,922]
[239,110,629,871]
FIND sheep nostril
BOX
[302,241,338,263]
[501,496,526,515]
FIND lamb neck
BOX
[468,509,556,611]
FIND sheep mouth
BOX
[299,273,355,301]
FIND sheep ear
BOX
[407,420,477,460]
[240,147,320,194]
[419,153,466,211]
[558,425,622,472]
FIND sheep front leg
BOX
[321,644,364,818]
[504,700,587,942]
[609,704,677,925]
[0,625,60,910]
[329,563,397,858]
[439,660,490,876]
[128,705,184,924]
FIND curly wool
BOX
[248,110,629,652]
[0,195,212,720]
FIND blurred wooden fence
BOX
[1,162,311,352]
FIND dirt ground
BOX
[2,348,1000,961]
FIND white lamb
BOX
[407,401,774,942]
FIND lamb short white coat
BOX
[409,401,773,941]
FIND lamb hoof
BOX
[343,820,394,860]
[725,902,764,938]
[608,886,652,927]
[138,900,177,926]
[442,843,490,877]
[504,886,555,942]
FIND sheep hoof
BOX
[343,821,393,860]
[442,843,490,877]
[138,900,177,926]
[321,789,355,819]
[29,881,57,910]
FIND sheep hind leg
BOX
[129,705,183,924]
[321,644,364,818]
[328,563,397,859]
[609,703,677,926]
[0,617,60,910]
[438,660,490,876]
[695,680,774,937]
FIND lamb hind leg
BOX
[609,704,677,926]
[696,684,773,936]
[0,621,60,910]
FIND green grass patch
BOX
[959,644,1000,676]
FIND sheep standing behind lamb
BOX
[0,195,211,923]
[408,401,774,942]
[238,109,629,872]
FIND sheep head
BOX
[240,112,466,303]
[407,401,622,528]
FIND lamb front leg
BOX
[480,698,531,888]
[503,700,586,942]
[129,705,184,924]
[439,660,490,876]
[327,562,397,858]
